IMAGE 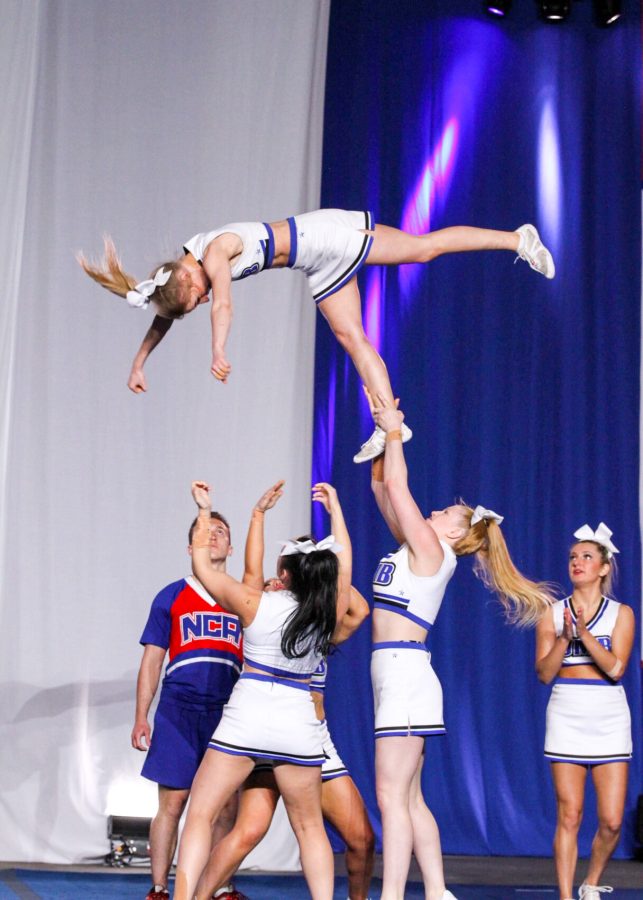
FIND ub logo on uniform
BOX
[373,559,396,586]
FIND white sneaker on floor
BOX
[578,884,613,899]
[353,423,413,463]
[442,891,459,900]
[515,223,555,279]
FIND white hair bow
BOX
[573,522,619,558]
[279,534,344,556]
[471,505,504,526]
[126,267,172,309]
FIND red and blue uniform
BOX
[140,575,243,788]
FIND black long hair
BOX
[279,536,339,659]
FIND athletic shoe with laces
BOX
[578,884,613,899]
[353,422,413,463]
[145,888,169,900]
[515,224,555,279]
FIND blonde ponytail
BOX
[77,236,186,318]
[453,504,555,626]
[77,236,138,298]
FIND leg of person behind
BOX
[581,762,628,896]
[321,775,375,900]
[375,735,425,900]
[274,762,334,900]
[551,762,588,900]
[174,750,254,900]
[147,786,189,897]
[198,769,280,898]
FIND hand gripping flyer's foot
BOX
[515,224,555,279]
[353,422,413,463]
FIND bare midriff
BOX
[556,663,607,680]
[372,607,429,645]
[242,661,312,684]
[267,219,291,268]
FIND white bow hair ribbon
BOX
[126,267,172,309]
[279,534,344,557]
[573,522,619,557]
[471,505,504,527]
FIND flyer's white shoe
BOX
[353,423,412,463]
[578,884,613,900]
[515,223,555,279]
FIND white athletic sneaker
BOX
[515,224,555,279]
[353,423,412,463]
[578,884,613,899]
[442,891,459,900]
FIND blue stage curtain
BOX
[314,0,641,857]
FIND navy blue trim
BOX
[262,222,275,269]
[372,640,427,651]
[321,767,349,782]
[553,676,618,686]
[244,657,312,680]
[313,210,374,302]
[375,725,445,738]
[240,672,310,692]
[590,596,609,630]
[545,751,631,764]
[209,737,324,765]
[287,217,297,268]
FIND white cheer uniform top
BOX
[552,596,621,666]
[184,221,274,281]
[242,589,322,680]
[372,541,457,632]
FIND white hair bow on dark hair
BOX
[126,267,172,309]
[279,534,343,557]
[471,505,504,526]
[573,522,619,558]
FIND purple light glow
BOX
[537,99,561,254]
[399,119,459,296]
[364,269,382,354]
[487,6,506,14]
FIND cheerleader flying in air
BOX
[79,210,554,462]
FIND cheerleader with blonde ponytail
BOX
[79,210,553,456]
[366,391,554,900]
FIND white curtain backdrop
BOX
[0,0,330,865]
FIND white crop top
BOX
[183,221,274,281]
[372,541,457,632]
[242,589,322,679]
[552,595,621,666]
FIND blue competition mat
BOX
[0,871,640,900]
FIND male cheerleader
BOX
[131,512,248,900]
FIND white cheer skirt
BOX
[544,678,632,765]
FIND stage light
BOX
[538,0,571,21]
[484,0,512,15]
[594,0,621,25]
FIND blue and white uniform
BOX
[310,659,349,781]
[371,542,456,739]
[184,209,374,304]
[209,590,325,766]
[544,596,632,765]
[139,576,243,789]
